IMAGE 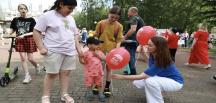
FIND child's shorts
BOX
[84,75,103,87]
[43,51,76,74]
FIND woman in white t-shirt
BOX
[33,0,82,103]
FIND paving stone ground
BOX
[0,40,216,103]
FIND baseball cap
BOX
[86,37,104,45]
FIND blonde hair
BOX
[198,23,208,31]
[129,7,138,14]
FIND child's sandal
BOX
[41,96,50,103]
[61,94,74,103]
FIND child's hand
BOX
[78,56,85,64]
[39,48,48,55]
[94,50,105,60]
[112,74,124,79]
[78,51,84,58]
[94,50,100,57]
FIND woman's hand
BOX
[112,72,147,80]
[190,46,194,52]
[94,50,106,60]
[112,74,125,79]
[16,35,25,39]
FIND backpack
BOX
[98,20,120,40]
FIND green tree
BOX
[113,0,203,33]
[75,0,110,30]
[200,0,216,27]
[75,0,214,33]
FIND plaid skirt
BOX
[15,36,37,53]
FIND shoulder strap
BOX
[98,20,120,40]
[98,20,106,39]
[114,22,120,39]
[100,20,106,34]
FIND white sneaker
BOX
[23,75,32,84]
[204,64,211,69]
[35,64,45,74]
[184,63,189,66]
[42,96,50,103]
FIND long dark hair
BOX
[50,0,77,10]
[170,27,183,34]
[151,36,173,68]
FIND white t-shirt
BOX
[34,10,79,56]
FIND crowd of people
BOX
[1,0,215,103]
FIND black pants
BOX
[169,48,177,62]
[184,39,187,47]
[124,42,138,75]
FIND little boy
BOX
[79,37,106,102]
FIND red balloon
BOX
[106,47,130,70]
[136,26,156,45]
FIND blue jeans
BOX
[81,32,88,43]
[125,42,138,75]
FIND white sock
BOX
[36,64,40,68]
[25,73,30,77]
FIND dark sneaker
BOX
[85,91,94,101]
[130,72,137,75]
[123,71,128,75]
[103,88,111,97]
[92,86,99,95]
[213,75,216,80]
[98,93,106,102]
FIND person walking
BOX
[80,28,88,44]
[185,23,211,69]
[9,4,44,84]
[33,0,82,103]
[167,27,180,62]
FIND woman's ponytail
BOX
[50,0,60,10]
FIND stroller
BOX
[0,36,18,87]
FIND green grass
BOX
[209,47,216,52]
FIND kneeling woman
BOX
[112,36,184,103]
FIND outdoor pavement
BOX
[0,39,216,103]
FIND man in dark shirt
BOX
[124,7,145,75]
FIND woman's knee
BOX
[19,55,26,61]
[28,57,34,62]
[145,78,159,87]
[133,80,145,89]
[20,57,26,62]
